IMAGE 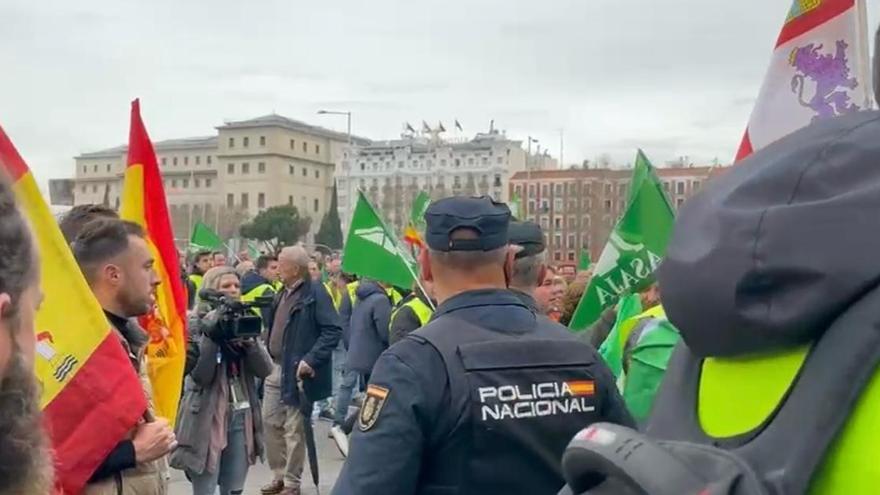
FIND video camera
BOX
[198,289,274,341]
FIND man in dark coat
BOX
[345,279,393,383]
[261,246,342,495]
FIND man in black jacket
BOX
[72,218,176,492]
[261,245,342,495]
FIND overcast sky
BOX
[2,0,878,184]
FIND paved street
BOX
[169,420,345,495]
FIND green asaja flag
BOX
[343,190,418,289]
[410,191,431,229]
[509,192,524,219]
[577,249,592,271]
[569,150,675,331]
[190,221,223,251]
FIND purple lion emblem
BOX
[789,40,860,121]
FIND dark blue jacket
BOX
[241,271,272,295]
[263,278,342,405]
[346,281,392,375]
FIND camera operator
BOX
[170,266,273,495]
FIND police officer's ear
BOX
[503,245,517,287]
[419,249,434,284]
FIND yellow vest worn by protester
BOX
[188,273,203,294]
[390,296,433,329]
[324,281,343,311]
[347,280,402,307]
[698,347,880,493]
[241,282,274,318]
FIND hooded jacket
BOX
[346,280,393,375]
[652,111,880,492]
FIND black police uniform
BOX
[331,197,634,495]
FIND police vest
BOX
[410,316,605,495]
[390,297,433,329]
[640,285,880,494]
[241,283,274,318]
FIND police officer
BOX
[507,220,552,315]
[388,279,435,345]
[332,196,633,495]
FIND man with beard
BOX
[0,178,52,494]
[72,218,177,494]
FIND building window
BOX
[207,156,212,165]
[288,195,294,206]
[241,193,249,208]
[184,156,189,166]
[194,179,200,188]
[604,199,612,212]
[106,164,111,172]
[242,162,250,174]
[454,176,461,187]
[542,184,549,197]
[172,157,178,166]
[693,180,701,190]
[677,198,685,208]
[171,179,178,188]
[481,157,488,165]
[605,183,611,195]
[554,198,563,211]
[554,234,562,247]
[493,174,502,187]
[258,193,265,208]
[228,163,235,174]
[81,185,86,193]
[260,136,266,146]
[555,184,563,196]
[91,164,97,173]
[440,159,447,167]
[182,179,189,188]
[619,183,627,196]
[663,181,670,191]
[568,252,576,262]
[229,137,234,148]
[398,161,404,169]
[314,198,319,213]
[243,137,250,148]
[287,165,293,175]
[454,159,461,168]
[315,144,320,154]
[206,178,212,188]
[161,158,166,166]
[290,139,295,150]
[567,234,576,249]
[302,167,308,177]
[92,184,98,193]
[315,169,320,179]
[302,142,308,153]
[554,252,562,262]
[554,217,562,229]
[258,162,266,173]
[676,181,685,194]
[195,156,200,165]
[529,185,536,198]
[82,166,87,174]
[227,194,234,208]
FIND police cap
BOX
[508,221,545,259]
[425,196,511,252]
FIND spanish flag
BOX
[120,99,187,425]
[0,126,147,492]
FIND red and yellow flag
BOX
[0,126,147,493]
[120,99,187,425]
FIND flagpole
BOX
[856,0,873,109]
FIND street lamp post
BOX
[318,109,354,238]
[527,136,539,219]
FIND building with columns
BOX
[336,127,555,233]
[71,114,369,242]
